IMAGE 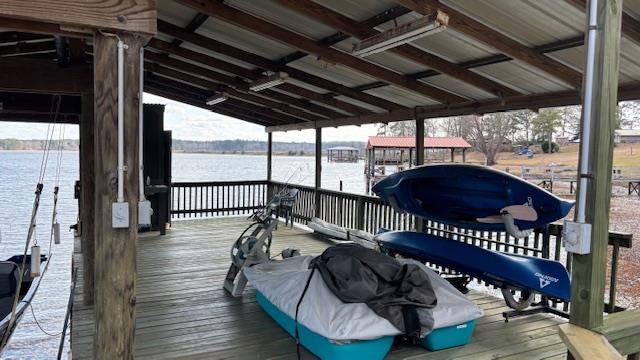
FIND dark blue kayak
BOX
[375,231,571,301]
[372,164,574,231]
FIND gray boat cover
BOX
[243,256,483,341]
[311,244,436,336]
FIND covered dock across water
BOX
[1,0,640,358]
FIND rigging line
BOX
[40,95,62,184]
[0,184,43,348]
[29,304,64,337]
[54,124,66,188]
[1,95,62,347]
[37,97,56,183]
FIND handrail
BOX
[170,179,633,313]
[559,323,624,360]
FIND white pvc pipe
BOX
[576,0,599,223]
[117,40,125,203]
[139,47,146,201]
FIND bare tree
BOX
[561,106,581,138]
[467,114,515,166]
[377,120,416,136]
[441,116,473,138]
[618,100,640,129]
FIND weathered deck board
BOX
[71,217,567,359]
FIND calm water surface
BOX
[0,151,367,359]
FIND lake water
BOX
[0,151,368,359]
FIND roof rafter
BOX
[145,57,323,122]
[275,5,411,65]
[0,39,55,56]
[174,0,468,104]
[145,41,345,119]
[273,0,519,98]
[354,35,586,92]
[158,19,404,112]
[147,38,370,116]
[266,82,640,132]
[145,80,280,127]
[147,64,314,124]
[395,0,583,88]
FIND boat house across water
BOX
[327,146,360,163]
[365,136,472,192]
[1,0,640,358]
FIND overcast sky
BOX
[0,93,378,143]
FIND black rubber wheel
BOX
[501,287,535,311]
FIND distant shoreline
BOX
[0,149,318,156]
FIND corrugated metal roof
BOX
[141,0,640,128]
[367,136,472,149]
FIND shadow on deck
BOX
[71,217,567,359]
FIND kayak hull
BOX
[372,164,574,231]
[375,231,571,301]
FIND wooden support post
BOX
[570,0,622,330]
[267,132,273,181]
[315,128,322,217]
[416,119,425,166]
[415,118,425,231]
[450,148,455,162]
[93,32,144,359]
[80,92,95,305]
[266,132,273,200]
[462,148,466,163]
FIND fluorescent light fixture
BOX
[205,93,228,105]
[352,10,449,57]
[250,72,288,92]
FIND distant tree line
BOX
[172,139,365,154]
[0,139,79,151]
[377,100,640,165]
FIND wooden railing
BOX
[171,180,268,218]
[268,181,416,233]
[171,180,632,313]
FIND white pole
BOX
[117,40,126,203]
[139,47,146,201]
[576,0,599,223]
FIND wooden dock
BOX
[71,217,567,359]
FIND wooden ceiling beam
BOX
[0,17,89,38]
[0,57,91,94]
[274,0,519,98]
[276,5,411,65]
[145,81,279,127]
[0,39,55,56]
[266,82,640,132]
[158,19,401,112]
[396,0,583,88]
[565,0,640,45]
[144,47,341,119]
[0,32,51,44]
[0,92,81,114]
[146,62,320,123]
[355,35,586,92]
[147,38,366,116]
[174,0,468,104]
[172,12,209,47]
[146,76,299,127]
[0,112,79,124]
[0,0,156,35]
